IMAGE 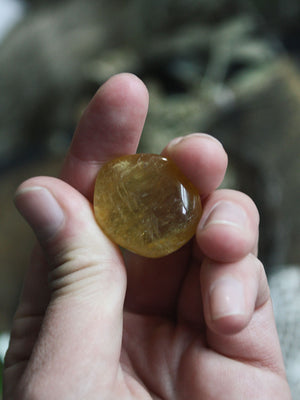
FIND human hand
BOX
[4,74,291,399]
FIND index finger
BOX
[60,73,149,201]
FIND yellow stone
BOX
[93,153,202,258]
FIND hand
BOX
[4,74,291,399]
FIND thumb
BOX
[13,176,126,391]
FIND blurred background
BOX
[0,0,300,396]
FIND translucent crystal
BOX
[93,153,202,258]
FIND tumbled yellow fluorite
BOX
[93,153,202,258]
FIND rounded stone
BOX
[93,153,202,258]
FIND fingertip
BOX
[163,133,228,196]
[100,73,149,101]
[196,191,259,262]
[197,222,251,263]
[200,254,267,337]
[14,180,65,242]
[94,73,149,124]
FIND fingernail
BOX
[166,136,184,150]
[202,201,248,230]
[182,133,223,145]
[14,186,65,241]
[209,276,245,320]
[167,133,222,152]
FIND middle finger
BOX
[125,134,229,317]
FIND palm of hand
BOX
[99,248,280,399]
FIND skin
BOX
[4,73,291,399]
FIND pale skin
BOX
[4,74,291,399]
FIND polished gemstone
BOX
[93,153,202,258]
